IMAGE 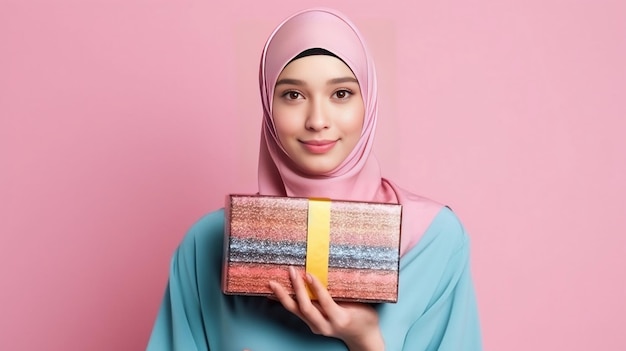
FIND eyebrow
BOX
[328,77,359,85]
[275,77,359,86]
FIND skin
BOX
[271,55,365,175]
[254,55,385,350]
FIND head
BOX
[258,8,381,200]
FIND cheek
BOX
[272,110,294,143]
[348,104,365,134]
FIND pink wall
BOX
[1,1,625,350]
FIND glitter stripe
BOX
[228,238,398,270]
[224,263,398,302]
[227,195,401,247]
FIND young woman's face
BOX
[272,55,365,175]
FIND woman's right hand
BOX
[269,267,384,351]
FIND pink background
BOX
[1,1,625,350]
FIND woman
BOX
[147,8,482,351]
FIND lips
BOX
[300,139,337,154]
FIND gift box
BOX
[221,194,402,303]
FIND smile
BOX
[300,140,338,154]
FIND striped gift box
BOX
[221,194,402,303]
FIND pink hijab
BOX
[257,8,443,255]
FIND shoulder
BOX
[175,208,226,264]
[182,209,225,242]
[404,206,470,264]
[430,207,467,238]
[387,176,468,250]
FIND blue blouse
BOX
[147,207,482,350]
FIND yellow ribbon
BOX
[305,198,331,299]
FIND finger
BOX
[290,266,316,308]
[289,267,329,329]
[268,280,301,316]
[304,272,342,317]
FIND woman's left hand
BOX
[269,267,385,351]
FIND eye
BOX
[333,89,352,100]
[282,91,303,100]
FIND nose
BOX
[304,101,329,131]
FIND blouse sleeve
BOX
[402,216,482,350]
[146,229,210,351]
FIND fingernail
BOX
[306,273,313,284]
[268,281,277,290]
[289,266,296,280]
